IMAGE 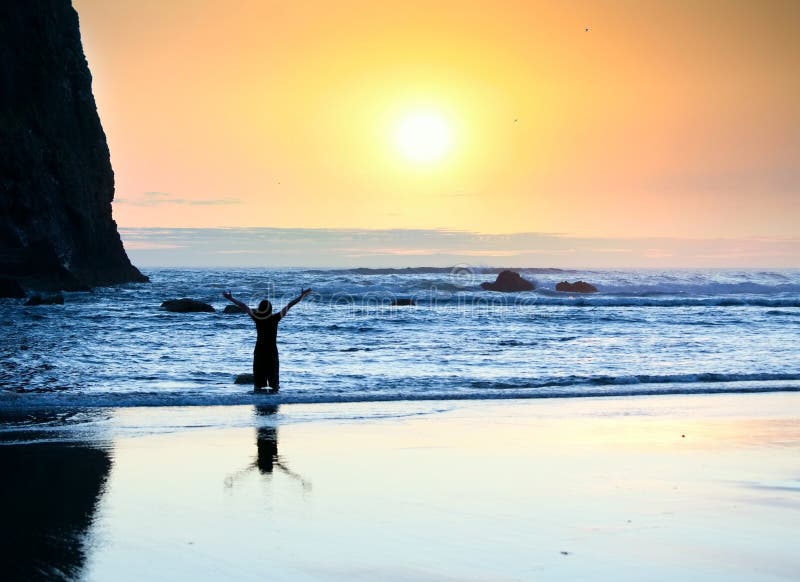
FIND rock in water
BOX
[0,1,148,291]
[480,270,535,292]
[234,374,254,385]
[391,298,416,306]
[0,277,25,298]
[161,299,215,313]
[223,304,246,314]
[25,293,65,306]
[555,281,598,293]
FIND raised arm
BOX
[222,291,254,317]
[279,288,312,318]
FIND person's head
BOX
[255,299,272,316]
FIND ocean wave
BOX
[301,282,800,300]
[303,292,800,308]
[2,374,799,410]
[469,372,800,389]
[10,268,799,309]
[595,283,800,295]
[304,267,572,275]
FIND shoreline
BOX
[3,378,800,412]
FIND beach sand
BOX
[2,393,799,581]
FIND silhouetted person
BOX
[223,288,311,393]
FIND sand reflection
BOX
[224,405,311,491]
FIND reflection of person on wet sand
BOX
[224,405,311,491]
[255,422,279,474]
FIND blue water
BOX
[1,267,799,408]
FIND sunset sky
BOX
[72,0,798,266]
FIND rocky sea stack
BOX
[0,1,147,292]
[555,280,598,293]
[480,270,535,292]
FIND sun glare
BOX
[394,111,452,163]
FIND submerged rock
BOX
[25,293,65,306]
[391,298,416,306]
[160,298,215,313]
[480,270,535,292]
[234,373,254,385]
[0,277,25,298]
[555,281,598,293]
[223,304,246,314]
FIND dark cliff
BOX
[0,0,147,291]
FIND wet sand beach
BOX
[2,393,799,581]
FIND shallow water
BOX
[1,267,799,408]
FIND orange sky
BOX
[74,0,798,238]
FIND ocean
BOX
[1,267,799,410]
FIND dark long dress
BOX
[252,312,282,390]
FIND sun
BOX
[394,111,452,163]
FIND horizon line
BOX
[118,226,800,243]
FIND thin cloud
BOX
[123,241,185,250]
[115,191,241,206]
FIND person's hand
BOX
[222,290,232,300]
[301,288,312,297]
